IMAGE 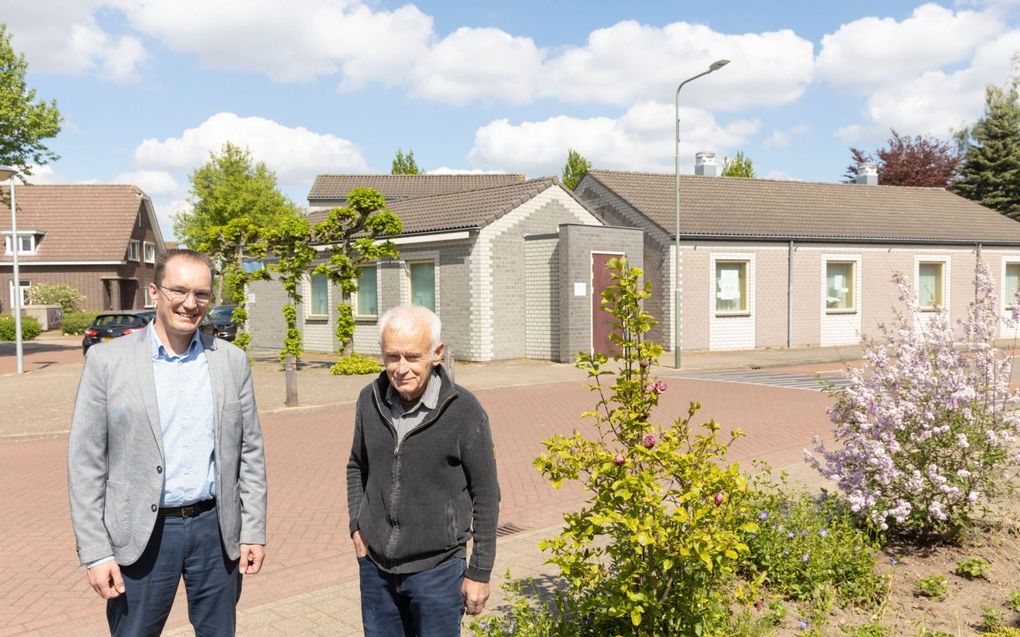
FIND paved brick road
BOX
[1,370,835,636]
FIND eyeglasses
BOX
[157,285,213,305]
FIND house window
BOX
[143,241,156,264]
[309,273,329,317]
[918,262,944,310]
[1006,263,1020,308]
[354,265,378,317]
[409,261,436,311]
[127,240,140,262]
[4,234,36,255]
[715,261,748,314]
[8,280,29,308]
[144,285,156,308]
[825,261,855,311]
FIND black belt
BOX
[160,499,215,518]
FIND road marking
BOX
[665,369,849,391]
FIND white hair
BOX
[378,305,442,351]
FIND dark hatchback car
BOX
[82,309,156,355]
[201,305,238,342]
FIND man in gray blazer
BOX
[69,248,268,636]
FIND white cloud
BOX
[111,170,181,197]
[763,124,810,149]
[542,21,815,110]
[4,0,147,82]
[133,112,368,188]
[19,165,59,185]
[817,3,1003,89]
[467,102,760,176]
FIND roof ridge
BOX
[589,168,950,191]
[388,176,555,202]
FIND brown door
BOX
[120,280,138,309]
[592,253,619,356]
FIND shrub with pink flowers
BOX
[806,261,1020,539]
[473,258,757,637]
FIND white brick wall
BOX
[820,254,862,347]
[709,252,755,350]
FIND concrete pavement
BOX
[3,333,852,636]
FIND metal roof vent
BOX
[695,152,718,177]
[856,162,878,186]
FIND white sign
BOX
[717,269,741,300]
[574,282,586,297]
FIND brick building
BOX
[0,184,166,313]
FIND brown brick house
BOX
[0,185,166,313]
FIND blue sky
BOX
[4,0,1020,239]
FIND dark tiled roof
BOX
[0,185,148,261]
[308,174,525,201]
[584,169,1020,244]
[308,178,558,234]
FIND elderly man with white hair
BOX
[346,304,500,636]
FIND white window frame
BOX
[1003,259,1020,310]
[127,240,140,262]
[4,233,37,256]
[305,272,330,319]
[8,279,30,308]
[405,258,439,313]
[824,260,857,314]
[714,259,750,316]
[144,285,156,308]
[353,263,379,319]
[143,241,156,264]
[915,257,949,311]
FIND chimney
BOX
[695,151,718,176]
[855,161,878,186]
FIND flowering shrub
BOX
[740,472,885,605]
[806,262,1020,539]
[473,258,758,636]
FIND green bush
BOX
[473,258,758,637]
[954,556,990,580]
[740,474,886,606]
[1007,589,1020,612]
[330,352,381,375]
[0,314,41,341]
[62,311,97,335]
[26,283,85,311]
[916,575,948,600]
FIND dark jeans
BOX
[358,556,466,637]
[107,505,241,637]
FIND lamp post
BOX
[0,165,23,374]
[674,59,729,369]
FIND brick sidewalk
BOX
[1,370,835,636]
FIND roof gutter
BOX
[674,233,1020,247]
[311,229,477,251]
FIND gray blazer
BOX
[68,328,267,567]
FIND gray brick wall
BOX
[557,224,644,362]
[524,236,559,359]
[247,274,290,352]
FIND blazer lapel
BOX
[202,331,226,439]
[135,330,165,460]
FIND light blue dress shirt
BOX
[148,324,217,507]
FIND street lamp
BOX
[674,59,729,369]
[0,165,23,374]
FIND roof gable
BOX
[583,169,1020,244]
[0,184,162,262]
[308,173,525,201]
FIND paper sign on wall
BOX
[574,282,586,297]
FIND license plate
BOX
[101,336,113,342]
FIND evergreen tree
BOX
[391,148,421,175]
[561,148,591,190]
[0,23,62,178]
[955,82,1020,215]
[722,151,755,178]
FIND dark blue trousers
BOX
[358,556,466,637]
[107,505,240,637]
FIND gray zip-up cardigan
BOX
[346,366,500,582]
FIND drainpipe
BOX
[787,240,794,348]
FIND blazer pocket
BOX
[104,481,131,548]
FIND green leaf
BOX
[630,608,643,626]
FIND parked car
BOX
[201,305,238,342]
[81,309,156,355]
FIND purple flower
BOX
[758,511,769,521]
[787,531,795,539]
[801,553,809,562]
[714,492,725,506]
[818,529,828,537]
[799,618,809,630]
[614,454,626,466]
[651,380,667,395]
[642,434,656,449]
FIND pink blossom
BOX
[614,454,626,466]
[642,434,656,449]
[651,381,666,395]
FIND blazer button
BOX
[151,504,158,512]
[156,466,162,474]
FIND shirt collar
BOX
[148,322,204,362]
[385,367,441,414]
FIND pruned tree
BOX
[0,23,62,178]
[722,151,755,178]
[312,188,402,368]
[561,148,591,190]
[262,216,317,365]
[955,80,1020,215]
[198,218,270,350]
[391,148,421,175]
[843,130,963,187]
